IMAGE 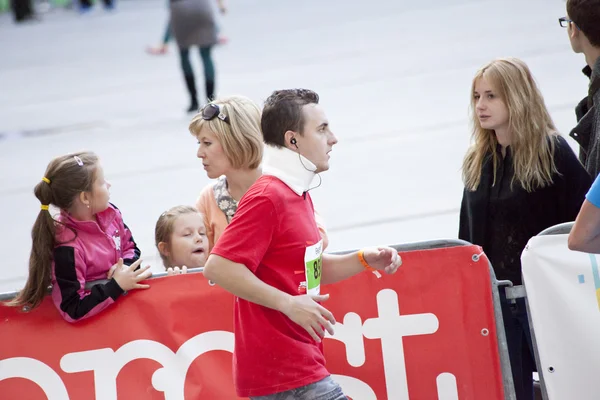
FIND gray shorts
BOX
[250,376,347,400]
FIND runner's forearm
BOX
[204,254,292,312]
[321,253,365,285]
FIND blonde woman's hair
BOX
[189,95,263,170]
[155,205,202,269]
[462,57,558,192]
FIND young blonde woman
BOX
[459,58,591,400]
[189,95,329,252]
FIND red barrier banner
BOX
[0,245,505,399]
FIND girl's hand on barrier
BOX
[106,258,124,279]
[166,266,188,276]
[281,293,336,342]
[364,247,402,274]
[113,259,152,291]
[107,264,117,280]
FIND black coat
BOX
[459,135,591,285]
[570,59,600,178]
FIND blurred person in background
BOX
[146,20,173,55]
[146,19,228,56]
[10,0,34,22]
[170,0,226,112]
[78,0,115,13]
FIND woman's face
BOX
[196,125,232,179]
[473,77,509,133]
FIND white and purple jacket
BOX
[50,203,140,323]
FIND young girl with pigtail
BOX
[7,151,152,322]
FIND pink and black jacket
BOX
[50,203,140,323]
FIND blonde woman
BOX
[189,95,329,251]
[459,58,591,400]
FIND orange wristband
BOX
[358,250,382,278]
[358,250,377,272]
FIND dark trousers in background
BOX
[79,0,113,8]
[11,0,33,22]
[179,46,216,110]
[500,291,536,400]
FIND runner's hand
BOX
[363,247,402,274]
[281,294,336,342]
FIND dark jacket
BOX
[459,135,591,285]
[570,57,600,178]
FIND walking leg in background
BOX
[179,47,199,113]
[78,0,92,13]
[199,46,215,102]
[10,0,34,22]
[101,0,115,11]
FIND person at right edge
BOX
[203,89,402,400]
[459,58,591,400]
[562,0,600,178]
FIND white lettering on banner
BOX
[0,357,69,400]
[1,289,460,399]
[362,289,441,399]
[325,312,365,366]
[436,373,459,400]
[60,330,234,400]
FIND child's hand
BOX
[112,259,152,291]
[107,258,138,279]
[167,266,188,276]
[107,260,122,279]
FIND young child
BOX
[155,205,209,273]
[7,151,152,323]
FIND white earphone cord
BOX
[296,149,322,192]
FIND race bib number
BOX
[304,240,323,296]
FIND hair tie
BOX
[40,205,49,211]
[41,177,51,184]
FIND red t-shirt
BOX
[211,175,329,397]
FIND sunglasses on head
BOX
[200,103,230,124]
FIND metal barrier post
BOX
[490,272,518,400]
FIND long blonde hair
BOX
[462,58,558,192]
